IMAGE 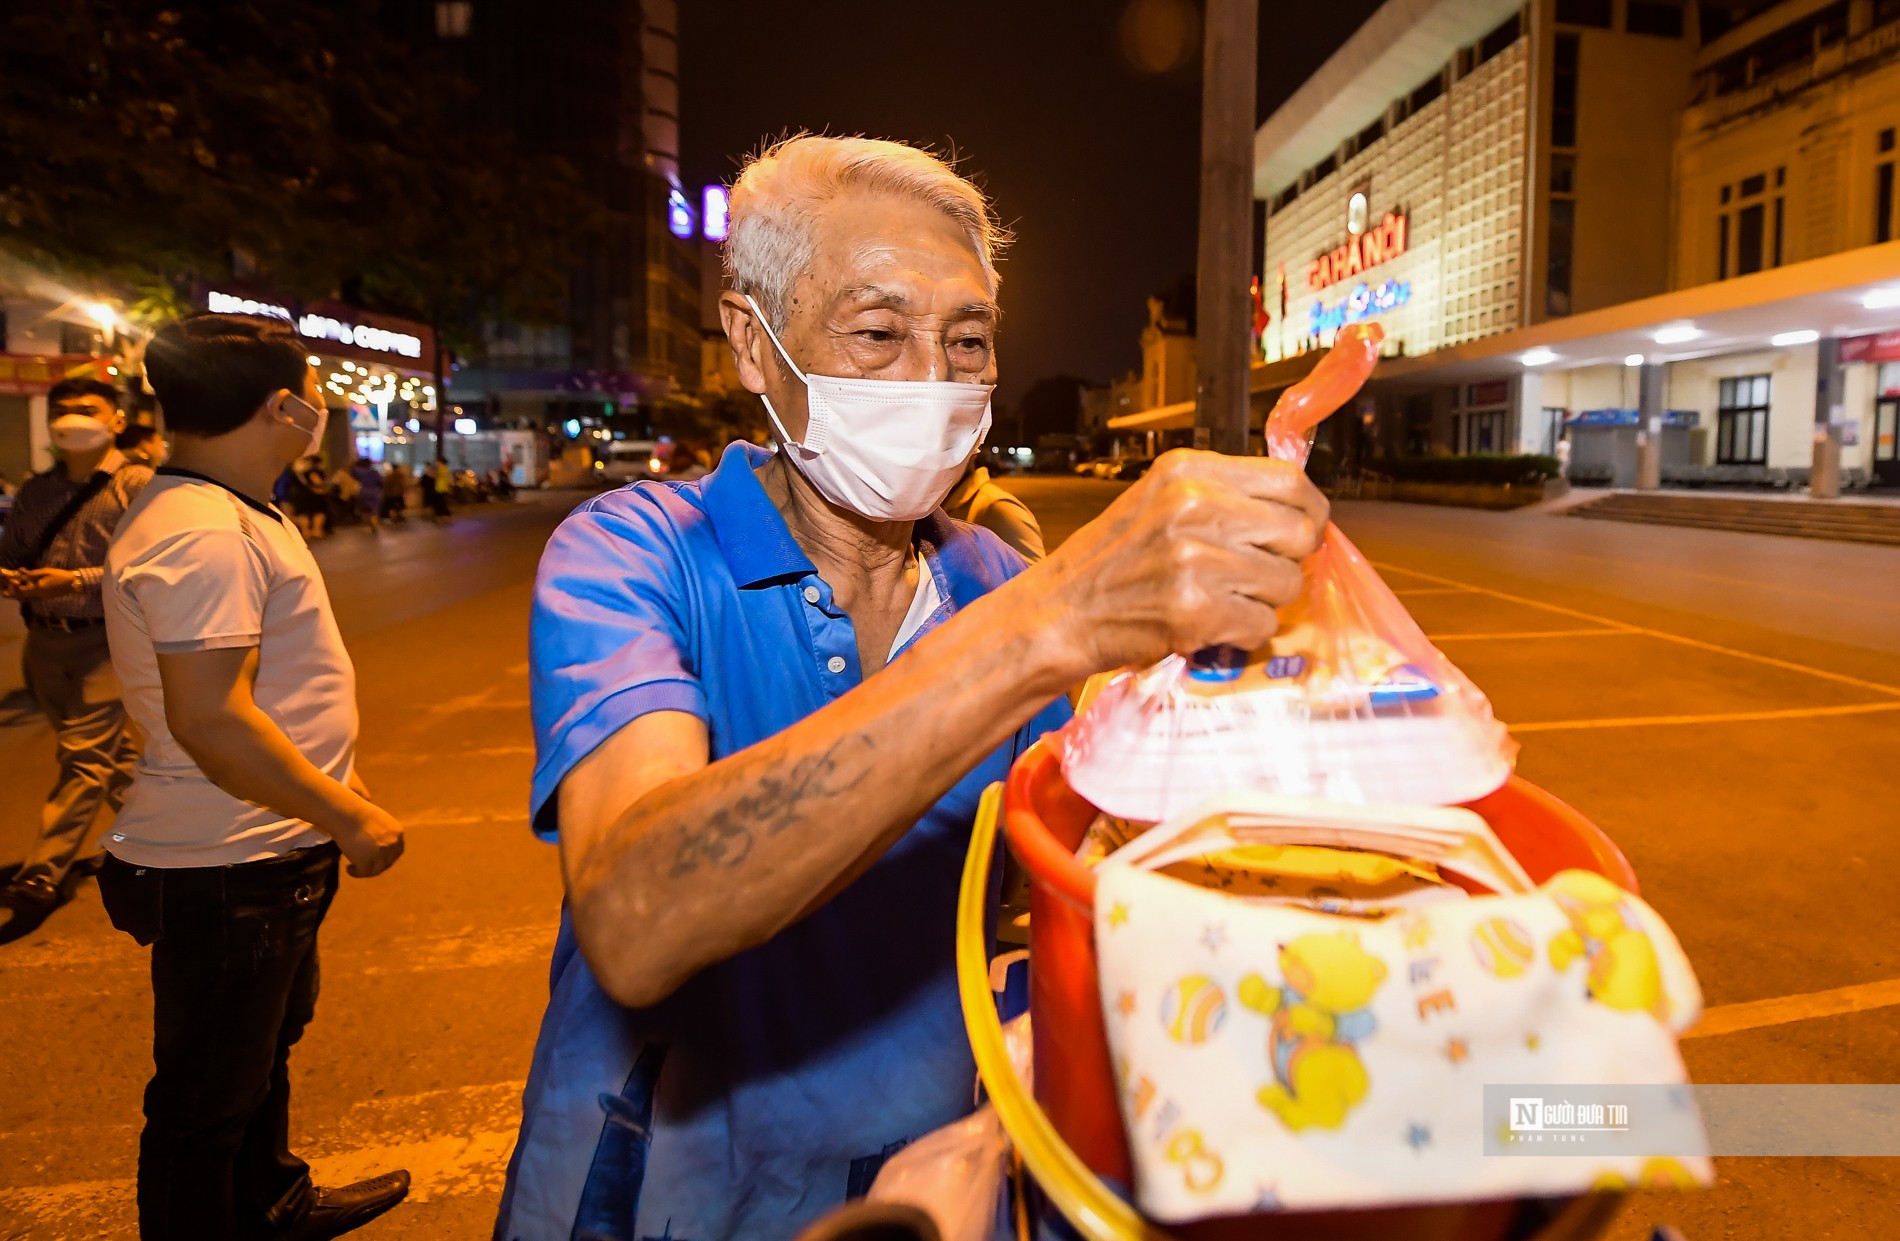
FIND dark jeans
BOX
[98,843,341,1241]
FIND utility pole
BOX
[1195,0,1259,456]
[431,312,448,464]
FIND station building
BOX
[1114,0,1900,488]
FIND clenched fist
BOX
[1020,449,1328,678]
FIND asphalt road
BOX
[2,475,1897,1240]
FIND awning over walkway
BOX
[1105,353,1326,433]
[1369,242,1900,388]
[1106,399,1195,432]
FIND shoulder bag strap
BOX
[17,468,115,622]
[25,469,114,569]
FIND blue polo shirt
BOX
[496,443,1070,1241]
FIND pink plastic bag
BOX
[864,1016,1031,1241]
[1059,324,1517,823]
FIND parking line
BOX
[1687,978,1900,1040]
[1509,700,1900,733]
[1428,629,1631,641]
[1371,562,1900,699]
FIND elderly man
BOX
[496,136,1326,1241]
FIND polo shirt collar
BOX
[701,442,816,588]
[701,441,1008,602]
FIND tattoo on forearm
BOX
[664,733,875,878]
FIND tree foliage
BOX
[0,0,604,341]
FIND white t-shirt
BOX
[104,471,354,866]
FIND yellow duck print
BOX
[1238,931,1388,1131]
[1545,870,1667,1020]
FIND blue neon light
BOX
[701,184,730,241]
[1307,278,1410,339]
[667,187,694,240]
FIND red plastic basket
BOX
[1001,738,1636,1240]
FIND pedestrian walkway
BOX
[1567,487,1900,544]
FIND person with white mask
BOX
[500,135,1329,1240]
[100,313,409,1241]
[0,376,150,915]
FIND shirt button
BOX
[826,655,847,674]
[803,585,821,604]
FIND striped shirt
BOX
[0,449,153,619]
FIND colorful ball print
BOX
[1160,974,1228,1044]
[1470,917,1536,979]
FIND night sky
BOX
[678,0,1384,407]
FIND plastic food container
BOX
[991,739,1637,1240]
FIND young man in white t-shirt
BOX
[101,313,409,1241]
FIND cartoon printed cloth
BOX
[1094,865,1712,1222]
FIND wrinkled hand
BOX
[1030,449,1329,675]
[3,567,82,599]
[332,803,407,878]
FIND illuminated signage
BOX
[207,290,424,359]
[1307,278,1410,339]
[1839,330,1900,365]
[297,314,423,359]
[208,290,291,320]
[668,186,694,240]
[1305,212,1408,292]
[702,184,730,241]
[325,321,416,360]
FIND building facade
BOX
[399,0,707,458]
[1240,0,1900,488]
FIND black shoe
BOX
[0,876,61,913]
[278,1171,410,1240]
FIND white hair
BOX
[724,134,1008,330]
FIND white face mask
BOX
[277,393,328,457]
[49,414,113,454]
[747,295,992,521]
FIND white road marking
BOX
[1688,978,1900,1040]
[398,808,529,828]
[361,924,554,975]
[1509,700,1900,733]
[1370,561,1900,698]
[1428,629,1631,641]
[0,922,554,976]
